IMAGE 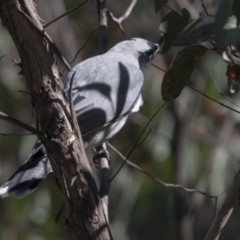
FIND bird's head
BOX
[109,38,159,70]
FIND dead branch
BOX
[107,0,137,34]
[0,132,33,136]
[107,143,221,202]
[204,170,240,240]
[98,143,111,223]
[95,0,112,226]
[97,0,108,54]
[0,1,112,239]
[0,111,43,137]
[16,7,71,71]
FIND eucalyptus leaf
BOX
[224,16,238,30]
[161,45,207,101]
[155,0,168,13]
[215,0,234,37]
[214,29,240,46]
[172,16,215,46]
[159,9,190,54]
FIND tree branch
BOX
[99,143,111,223]
[96,0,108,54]
[0,111,43,137]
[204,170,240,240]
[43,0,88,28]
[0,1,111,239]
[107,0,137,34]
[111,102,167,181]
[0,132,33,136]
[70,27,98,64]
[95,0,111,226]
[107,143,221,202]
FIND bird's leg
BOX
[93,143,111,168]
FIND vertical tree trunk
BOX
[0,1,112,239]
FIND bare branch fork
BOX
[107,0,138,34]
[0,1,112,239]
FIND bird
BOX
[0,38,159,198]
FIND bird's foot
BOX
[93,144,111,169]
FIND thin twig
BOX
[201,0,209,16]
[151,63,240,116]
[107,0,137,34]
[55,202,65,223]
[43,0,88,28]
[68,71,81,140]
[18,90,30,95]
[0,55,6,60]
[108,143,221,200]
[110,102,167,181]
[187,84,240,115]
[118,0,137,22]
[204,170,240,240]
[0,111,43,137]
[0,132,33,136]
[98,143,111,223]
[164,5,175,11]
[151,63,167,72]
[209,72,240,109]
[70,28,98,64]
[135,129,152,148]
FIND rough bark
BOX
[0,1,112,239]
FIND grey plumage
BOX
[0,38,159,198]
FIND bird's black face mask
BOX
[138,44,159,70]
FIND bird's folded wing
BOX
[64,56,144,136]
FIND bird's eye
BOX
[145,45,159,57]
[146,49,153,56]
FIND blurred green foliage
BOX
[1,0,240,240]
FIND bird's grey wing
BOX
[64,56,144,138]
[0,140,52,198]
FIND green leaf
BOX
[172,16,215,46]
[224,15,238,30]
[214,29,240,46]
[159,9,191,54]
[214,0,234,37]
[232,0,240,23]
[214,16,240,46]
[155,0,168,13]
[161,45,207,101]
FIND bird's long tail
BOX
[0,140,52,198]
